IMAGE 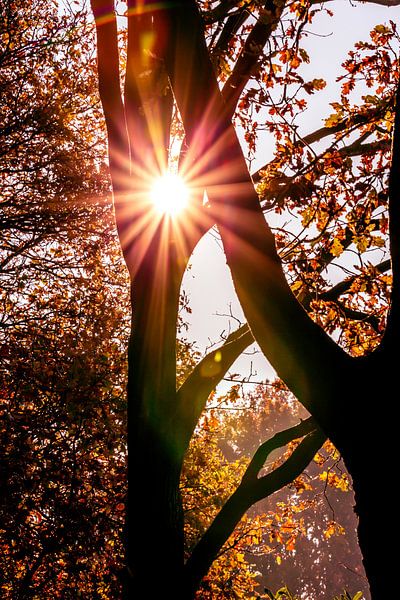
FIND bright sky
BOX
[182,1,400,390]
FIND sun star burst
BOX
[150,173,189,216]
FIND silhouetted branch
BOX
[204,0,243,23]
[90,0,129,180]
[176,324,253,451]
[184,418,325,595]
[252,100,392,183]
[90,0,132,264]
[221,0,286,114]
[210,6,249,56]
[319,260,391,304]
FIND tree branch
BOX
[210,6,249,57]
[176,324,253,451]
[184,418,326,595]
[90,0,129,181]
[318,259,391,305]
[294,218,381,307]
[252,100,392,183]
[204,0,243,24]
[90,0,132,266]
[221,0,286,115]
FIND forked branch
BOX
[184,417,326,595]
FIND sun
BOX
[150,173,189,216]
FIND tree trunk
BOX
[125,230,187,597]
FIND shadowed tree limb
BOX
[90,0,130,245]
[210,6,249,57]
[176,324,253,450]
[205,0,246,24]
[317,260,391,305]
[184,419,326,596]
[252,100,393,183]
[125,0,173,173]
[221,0,286,115]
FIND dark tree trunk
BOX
[125,231,187,597]
[161,3,399,597]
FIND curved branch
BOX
[90,0,129,182]
[241,416,318,485]
[205,0,243,24]
[176,324,253,451]
[318,259,391,305]
[221,0,286,114]
[210,7,249,57]
[184,419,326,595]
[90,0,135,272]
[296,219,382,307]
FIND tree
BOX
[89,0,399,598]
[0,2,128,596]
[3,0,399,597]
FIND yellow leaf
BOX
[330,238,344,257]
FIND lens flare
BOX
[150,173,189,216]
